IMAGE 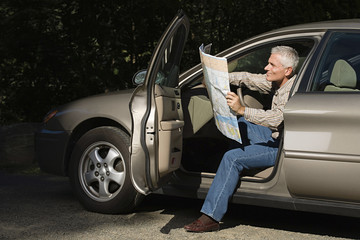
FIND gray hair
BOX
[271,46,299,74]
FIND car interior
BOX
[180,76,275,180]
[180,39,315,180]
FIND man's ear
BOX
[285,67,293,77]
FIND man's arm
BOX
[226,91,284,130]
[244,107,284,131]
[229,72,272,94]
[227,76,295,130]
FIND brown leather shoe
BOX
[184,219,220,232]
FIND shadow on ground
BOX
[1,171,359,239]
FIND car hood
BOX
[48,88,135,133]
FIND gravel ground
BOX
[0,170,359,240]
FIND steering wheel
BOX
[236,87,247,107]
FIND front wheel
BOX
[69,126,143,214]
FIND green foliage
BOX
[1,0,360,124]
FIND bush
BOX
[1,0,360,124]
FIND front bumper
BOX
[35,128,71,176]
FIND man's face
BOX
[264,53,289,86]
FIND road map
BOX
[199,44,242,144]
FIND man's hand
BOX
[226,92,245,115]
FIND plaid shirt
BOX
[229,72,296,139]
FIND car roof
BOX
[218,19,360,59]
[270,18,360,33]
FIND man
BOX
[184,46,299,232]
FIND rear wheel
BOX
[69,126,143,214]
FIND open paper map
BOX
[199,44,242,144]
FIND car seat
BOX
[324,59,360,92]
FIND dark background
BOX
[1,0,360,124]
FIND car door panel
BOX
[283,93,360,202]
[154,85,184,177]
[129,12,189,194]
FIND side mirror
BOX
[132,70,147,85]
[132,69,167,85]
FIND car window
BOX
[311,32,360,92]
[154,24,187,88]
[228,39,314,75]
[228,47,269,73]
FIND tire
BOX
[69,126,143,214]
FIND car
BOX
[36,11,360,217]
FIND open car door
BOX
[129,11,189,195]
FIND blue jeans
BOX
[200,117,279,222]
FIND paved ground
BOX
[1,170,359,240]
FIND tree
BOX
[1,0,360,124]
